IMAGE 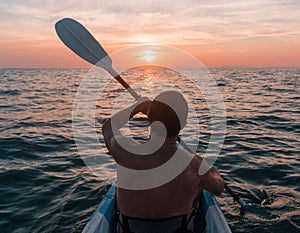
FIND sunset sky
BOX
[0,0,300,68]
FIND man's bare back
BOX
[113,140,202,218]
[102,92,224,220]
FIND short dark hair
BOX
[148,91,188,136]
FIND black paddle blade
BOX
[55,18,112,69]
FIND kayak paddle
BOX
[55,18,139,100]
[55,18,249,209]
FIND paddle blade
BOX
[55,18,112,69]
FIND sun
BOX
[141,50,156,62]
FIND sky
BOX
[0,0,300,68]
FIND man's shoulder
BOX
[176,148,203,163]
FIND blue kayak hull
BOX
[82,182,231,233]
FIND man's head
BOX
[148,91,188,137]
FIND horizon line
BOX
[1,65,300,69]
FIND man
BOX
[102,91,224,233]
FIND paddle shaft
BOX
[107,67,140,100]
[224,184,239,201]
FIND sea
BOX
[0,67,299,233]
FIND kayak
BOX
[82,181,232,233]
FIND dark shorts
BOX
[117,213,195,233]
